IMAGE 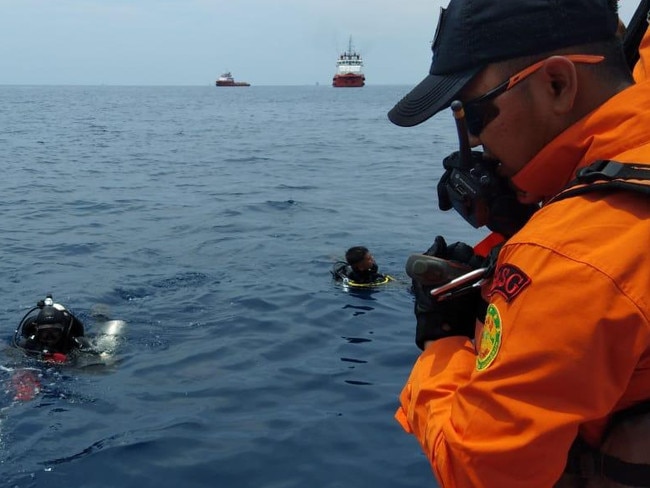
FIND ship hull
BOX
[332,73,365,88]
[216,81,250,87]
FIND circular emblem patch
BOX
[476,304,502,371]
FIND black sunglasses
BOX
[463,54,605,137]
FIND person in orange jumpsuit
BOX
[387,0,650,487]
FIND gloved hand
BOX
[413,235,487,350]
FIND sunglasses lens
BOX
[464,105,483,137]
[464,101,500,137]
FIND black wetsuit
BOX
[332,262,385,284]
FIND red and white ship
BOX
[332,38,365,88]
[216,72,250,87]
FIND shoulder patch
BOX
[488,264,531,303]
[476,304,502,371]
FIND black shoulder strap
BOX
[602,453,650,487]
[608,398,650,431]
[566,400,650,486]
[552,160,650,203]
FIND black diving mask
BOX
[34,323,66,347]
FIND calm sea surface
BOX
[0,85,488,488]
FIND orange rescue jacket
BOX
[395,82,650,488]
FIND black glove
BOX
[413,236,487,350]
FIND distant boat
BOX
[332,37,365,88]
[216,72,250,87]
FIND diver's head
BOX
[17,295,85,357]
[345,246,377,272]
[30,306,68,348]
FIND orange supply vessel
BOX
[216,72,250,87]
[332,37,365,88]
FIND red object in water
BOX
[45,352,68,363]
[11,369,41,401]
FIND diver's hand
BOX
[413,236,486,350]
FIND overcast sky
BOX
[0,0,640,86]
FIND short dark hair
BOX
[345,246,369,266]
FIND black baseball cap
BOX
[388,0,619,127]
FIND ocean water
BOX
[0,85,488,488]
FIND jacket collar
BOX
[511,82,650,201]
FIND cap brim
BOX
[388,67,480,127]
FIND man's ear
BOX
[539,56,578,114]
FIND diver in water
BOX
[13,294,91,363]
[332,246,391,287]
[4,294,126,402]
